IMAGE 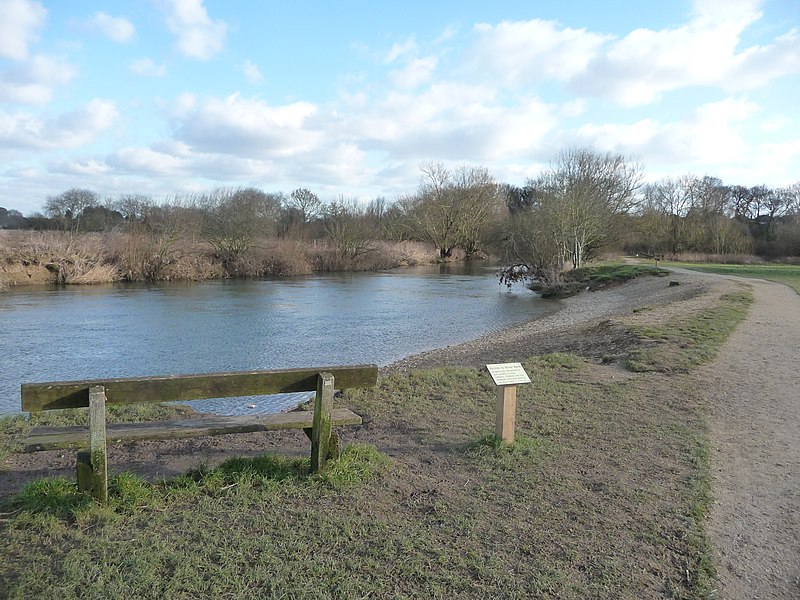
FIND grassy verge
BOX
[532,264,670,298]
[627,290,753,372]
[664,261,800,294]
[2,364,718,598]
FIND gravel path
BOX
[692,277,800,599]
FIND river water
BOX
[0,263,556,416]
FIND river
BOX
[0,263,556,416]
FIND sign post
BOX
[486,363,531,443]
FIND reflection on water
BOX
[0,263,557,415]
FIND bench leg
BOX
[310,372,334,473]
[304,429,340,461]
[76,385,109,504]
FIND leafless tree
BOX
[527,148,643,269]
[403,162,502,258]
[287,188,322,224]
[45,188,99,232]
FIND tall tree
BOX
[201,188,278,271]
[287,188,322,224]
[45,188,99,232]
[527,148,643,269]
[403,162,501,258]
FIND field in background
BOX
[664,261,800,294]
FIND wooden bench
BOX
[20,364,377,504]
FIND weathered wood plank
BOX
[89,385,108,504]
[311,373,334,473]
[21,364,378,412]
[23,408,362,452]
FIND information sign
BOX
[486,363,531,386]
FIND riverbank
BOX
[0,230,446,289]
[388,267,727,372]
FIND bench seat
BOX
[23,408,363,452]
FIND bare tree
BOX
[322,197,375,260]
[527,148,643,269]
[403,162,501,258]
[45,188,99,232]
[287,188,322,224]
[201,187,278,271]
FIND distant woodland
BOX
[1,147,798,288]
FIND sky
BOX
[1,0,798,215]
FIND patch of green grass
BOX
[683,427,716,596]
[1,355,721,599]
[533,264,670,298]
[665,261,800,294]
[627,290,754,372]
[467,432,549,467]
[2,443,389,527]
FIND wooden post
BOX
[310,372,334,473]
[495,385,517,443]
[88,385,108,504]
[76,450,93,492]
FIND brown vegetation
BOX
[0,230,439,289]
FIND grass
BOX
[627,290,754,372]
[0,286,751,598]
[532,264,670,298]
[664,260,800,294]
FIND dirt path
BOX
[690,276,800,599]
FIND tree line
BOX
[2,147,798,284]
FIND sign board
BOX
[486,363,531,387]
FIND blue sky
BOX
[1,0,798,214]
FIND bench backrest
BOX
[21,364,378,412]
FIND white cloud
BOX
[170,93,321,157]
[0,54,77,104]
[0,99,118,150]
[162,0,227,60]
[575,97,760,167]
[465,0,798,107]
[691,0,762,24]
[725,28,800,91]
[242,59,263,83]
[344,83,557,162]
[435,26,458,44]
[385,37,417,63]
[131,58,167,77]
[0,0,46,59]
[390,56,437,89]
[285,142,371,187]
[48,158,111,176]
[87,11,135,43]
[108,147,187,175]
[469,19,611,86]
[568,0,797,105]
